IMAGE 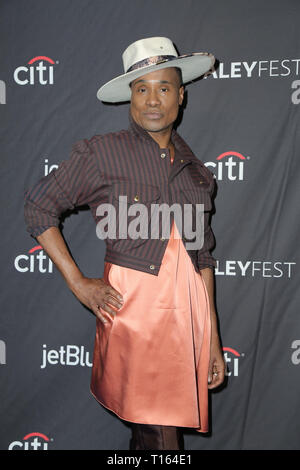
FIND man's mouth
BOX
[143,112,163,120]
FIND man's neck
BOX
[147,128,175,160]
[146,127,173,150]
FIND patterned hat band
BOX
[126,55,177,73]
[96,35,215,102]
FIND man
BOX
[24,37,226,450]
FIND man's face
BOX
[130,67,184,134]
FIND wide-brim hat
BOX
[97,36,215,103]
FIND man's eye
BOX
[138,88,146,92]
[161,88,168,92]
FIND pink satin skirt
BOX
[90,221,212,433]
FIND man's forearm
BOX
[36,226,84,291]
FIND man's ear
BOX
[179,85,185,105]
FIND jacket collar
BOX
[128,109,197,163]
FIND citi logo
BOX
[223,347,244,377]
[0,340,6,365]
[0,80,6,104]
[8,432,52,450]
[14,56,58,86]
[15,246,53,273]
[204,151,248,181]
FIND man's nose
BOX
[145,89,161,106]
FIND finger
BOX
[105,294,123,310]
[106,286,123,303]
[100,302,118,318]
[214,362,226,382]
[208,369,225,389]
[92,305,108,324]
[207,366,213,385]
[208,375,217,387]
[208,364,218,387]
[93,302,115,322]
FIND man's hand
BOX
[208,334,226,389]
[70,277,124,324]
[34,228,123,325]
[199,268,226,389]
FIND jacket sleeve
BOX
[197,171,217,271]
[24,139,102,239]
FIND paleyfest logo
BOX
[8,432,52,450]
[14,56,58,86]
[206,58,300,79]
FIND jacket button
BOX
[180,159,184,163]
[161,153,166,158]
[160,237,165,241]
[149,264,155,270]
[134,195,139,201]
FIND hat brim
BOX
[96,52,215,103]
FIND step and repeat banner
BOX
[1,0,299,450]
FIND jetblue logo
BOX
[41,344,93,369]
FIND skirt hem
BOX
[90,386,209,434]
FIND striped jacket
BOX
[24,110,217,275]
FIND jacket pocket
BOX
[179,187,212,212]
[111,181,161,205]
[174,188,212,248]
[109,181,161,248]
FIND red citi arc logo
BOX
[205,151,248,181]
[8,432,51,450]
[14,56,57,85]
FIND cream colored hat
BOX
[96,36,215,103]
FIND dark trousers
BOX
[129,423,184,450]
